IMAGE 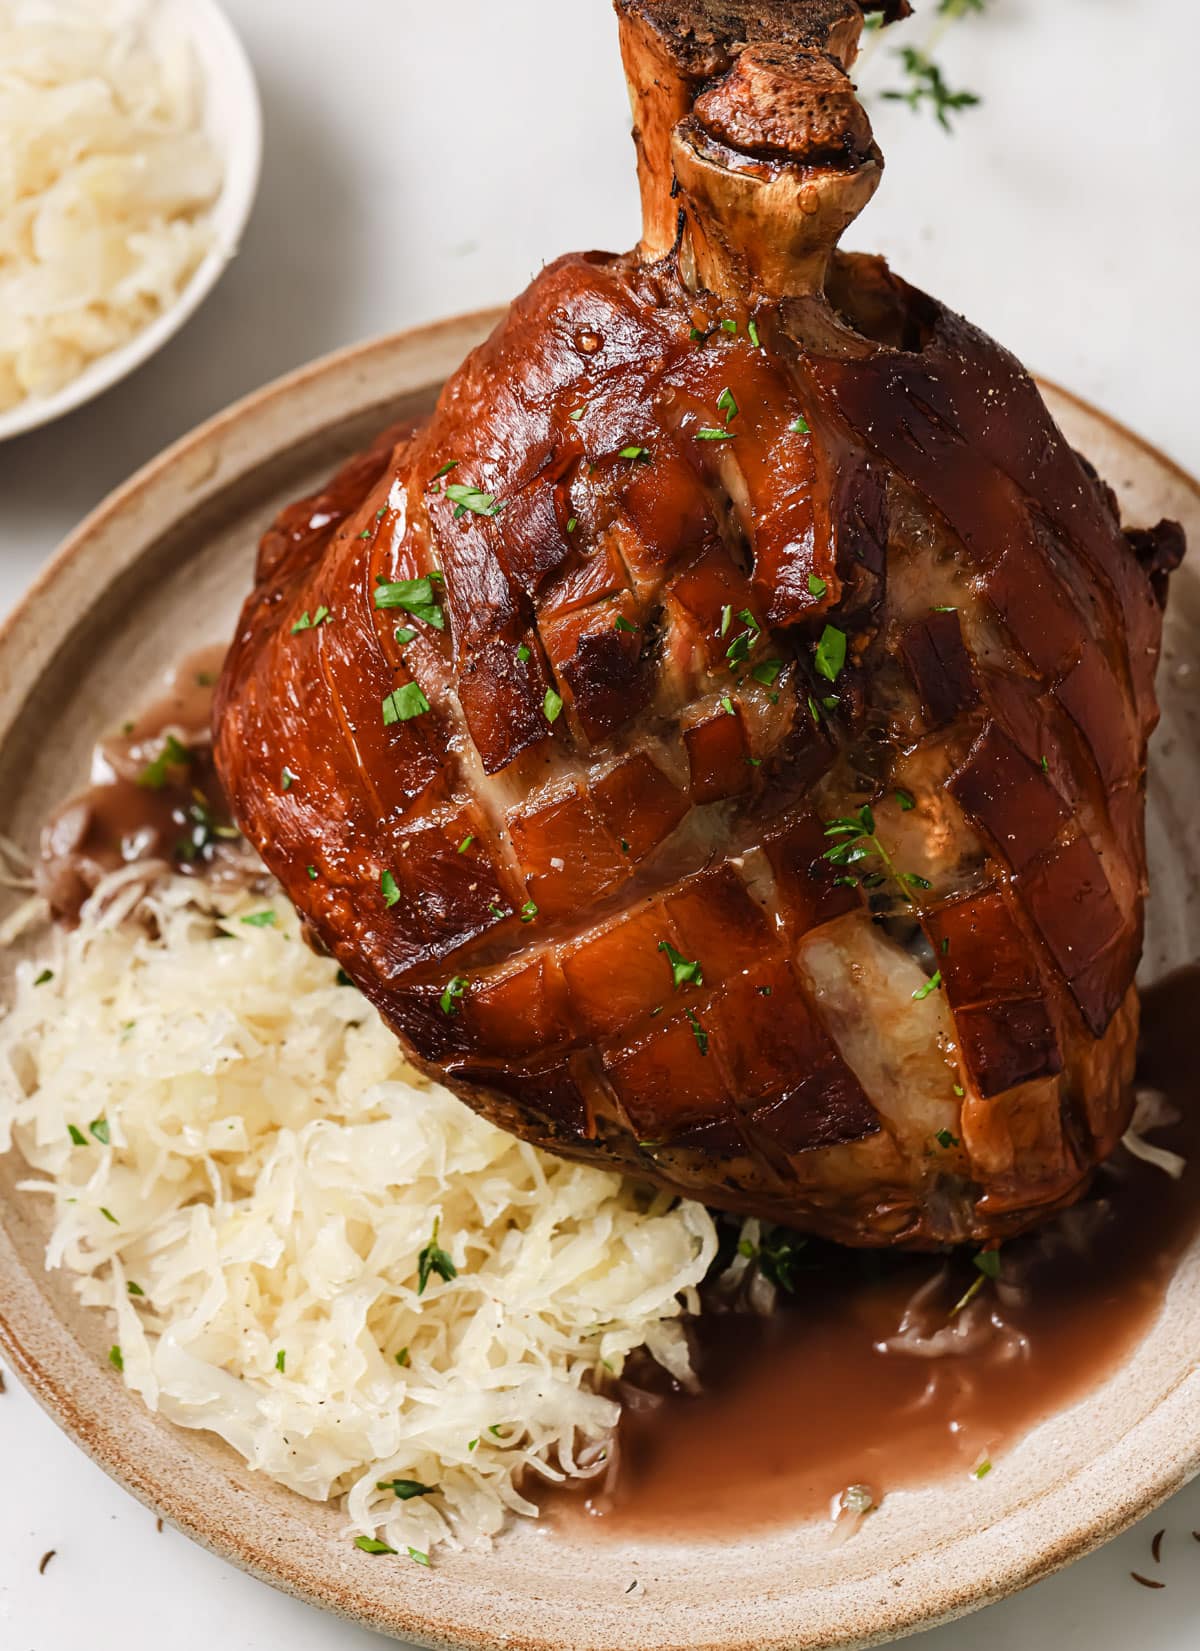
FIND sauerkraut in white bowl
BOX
[0,0,261,441]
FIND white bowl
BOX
[0,0,263,444]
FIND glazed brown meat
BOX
[215,0,1184,1246]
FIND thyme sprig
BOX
[822,803,931,907]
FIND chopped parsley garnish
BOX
[281,767,295,792]
[896,788,916,811]
[1041,754,1050,772]
[696,427,736,441]
[935,1128,960,1149]
[417,1217,457,1294]
[395,1347,410,1366]
[382,683,431,724]
[807,573,827,598]
[109,1345,124,1372]
[89,1118,110,1145]
[408,1547,431,1567]
[100,1206,118,1224]
[791,415,811,435]
[912,970,943,1001]
[290,605,331,634]
[355,1536,397,1555]
[614,615,638,633]
[307,865,318,879]
[543,688,564,724]
[658,940,703,990]
[720,696,735,715]
[372,576,444,629]
[394,626,417,645]
[457,836,474,854]
[127,1281,144,1297]
[240,910,277,928]
[516,643,531,662]
[381,870,401,908]
[275,1350,286,1373]
[445,481,502,518]
[814,625,847,683]
[618,444,650,462]
[440,976,468,1016]
[34,968,53,986]
[685,1007,709,1055]
[138,733,190,791]
[569,408,586,421]
[726,630,754,666]
[377,1479,437,1500]
[953,1083,965,1097]
[751,659,783,686]
[68,1124,86,1146]
[519,900,538,923]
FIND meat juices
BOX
[214,0,1185,1245]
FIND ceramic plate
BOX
[1,315,1198,1651]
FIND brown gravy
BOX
[557,969,1200,1539]
[37,645,250,919]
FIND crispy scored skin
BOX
[216,0,1183,1246]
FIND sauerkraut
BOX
[0,0,222,410]
[0,872,717,1559]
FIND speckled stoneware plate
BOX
[1,315,1199,1651]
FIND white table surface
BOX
[2,1,1199,1646]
